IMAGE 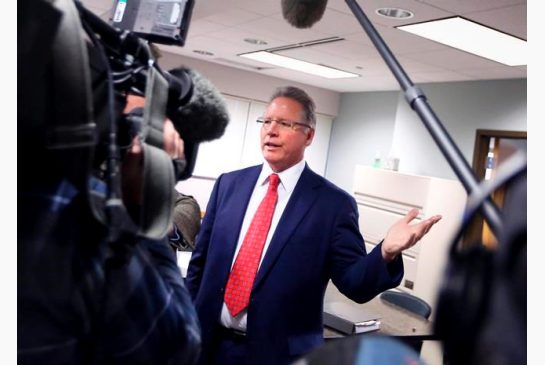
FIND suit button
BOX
[220,287,224,292]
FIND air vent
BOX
[266,36,345,53]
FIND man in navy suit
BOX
[186,86,441,365]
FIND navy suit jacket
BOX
[186,164,403,365]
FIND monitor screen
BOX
[110,0,194,46]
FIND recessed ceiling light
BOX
[239,51,359,79]
[193,50,214,56]
[397,17,526,66]
[376,7,414,19]
[244,38,268,45]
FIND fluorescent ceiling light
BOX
[397,17,526,66]
[239,51,359,79]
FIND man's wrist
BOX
[381,244,398,263]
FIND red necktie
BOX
[224,173,280,317]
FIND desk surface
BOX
[323,285,435,340]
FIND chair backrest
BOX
[380,290,432,319]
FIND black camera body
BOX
[19,0,199,242]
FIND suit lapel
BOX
[218,166,261,273]
[253,166,323,288]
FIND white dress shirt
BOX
[219,159,306,331]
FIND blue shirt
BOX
[18,177,201,364]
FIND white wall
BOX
[326,79,527,192]
[324,91,399,191]
[390,79,527,180]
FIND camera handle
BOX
[138,65,176,240]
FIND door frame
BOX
[463,129,527,248]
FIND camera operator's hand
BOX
[163,119,185,160]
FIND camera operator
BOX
[19,97,202,365]
[18,0,201,364]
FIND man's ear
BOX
[305,127,315,147]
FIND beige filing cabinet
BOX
[352,165,467,314]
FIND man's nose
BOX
[267,120,281,133]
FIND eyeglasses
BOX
[256,117,312,131]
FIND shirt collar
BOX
[259,159,306,194]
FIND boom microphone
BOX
[166,67,230,144]
[281,0,328,29]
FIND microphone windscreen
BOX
[281,0,328,29]
[167,67,229,143]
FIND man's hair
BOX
[270,86,316,128]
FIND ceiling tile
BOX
[326,0,454,26]
[201,9,265,27]
[187,20,228,37]
[229,0,281,16]
[206,27,287,51]
[465,4,527,39]
[409,70,475,83]
[234,17,331,44]
[418,0,525,14]
[77,0,528,92]
[401,48,511,70]
[457,65,527,79]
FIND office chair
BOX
[379,290,432,353]
[380,290,432,320]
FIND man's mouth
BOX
[264,142,281,149]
